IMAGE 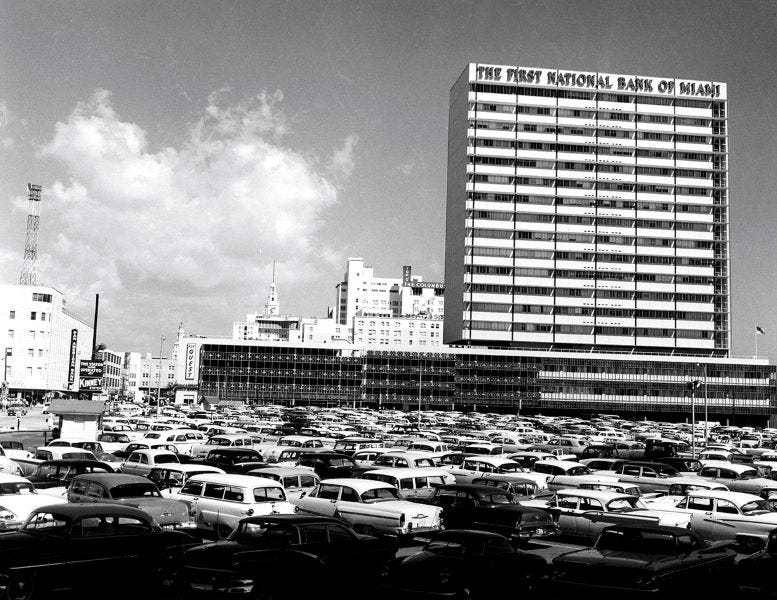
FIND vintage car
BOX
[171,473,296,539]
[551,524,737,596]
[578,458,629,471]
[508,451,561,469]
[535,459,620,491]
[444,456,529,485]
[361,467,454,500]
[70,443,124,471]
[526,489,691,541]
[120,449,180,477]
[245,466,320,500]
[147,464,226,497]
[664,490,777,541]
[736,528,777,596]
[603,461,686,493]
[699,449,753,465]
[352,449,386,465]
[190,434,256,460]
[0,474,67,530]
[257,435,329,463]
[94,432,134,454]
[527,436,588,456]
[113,441,181,459]
[380,529,547,598]
[697,461,777,496]
[426,483,557,541]
[67,473,194,529]
[0,440,34,461]
[577,481,642,497]
[0,503,197,598]
[639,478,729,507]
[296,451,357,479]
[332,437,387,457]
[580,442,645,461]
[179,515,396,596]
[197,447,266,474]
[26,459,113,493]
[292,478,442,539]
[471,474,540,498]
[33,445,97,462]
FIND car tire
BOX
[215,523,233,540]
[6,574,35,600]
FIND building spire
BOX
[264,260,279,316]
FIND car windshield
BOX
[740,470,760,479]
[110,483,161,498]
[606,498,639,511]
[482,493,516,505]
[741,499,774,515]
[281,440,302,447]
[597,529,679,554]
[207,438,231,446]
[497,462,522,473]
[361,488,400,503]
[155,454,178,464]
[0,482,36,495]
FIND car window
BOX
[302,523,328,544]
[641,468,657,478]
[622,465,641,476]
[316,484,340,500]
[394,459,408,468]
[361,487,400,502]
[399,478,414,490]
[203,483,226,499]
[86,482,106,498]
[580,498,603,511]
[327,524,354,544]
[339,487,360,502]
[699,467,717,477]
[716,499,739,514]
[253,486,285,502]
[179,480,203,496]
[70,480,89,495]
[558,496,578,509]
[224,486,245,502]
[688,497,714,511]
[299,475,318,488]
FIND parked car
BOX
[94,432,134,454]
[0,440,34,461]
[656,456,702,475]
[445,456,527,485]
[245,466,320,500]
[639,478,729,507]
[697,461,777,496]
[352,449,385,465]
[147,464,226,497]
[0,504,197,598]
[667,490,777,541]
[26,458,113,492]
[470,474,541,498]
[0,473,67,530]
[179,515,396,597]
[530,489,690,541]
[33,446,97,462]
[296,451,357,479]
[67,473,194,530]
[579,458,628,471]
[425,483,558,541]
[361,467,454,500]
[121,449,180,477]
[380,529,547,598]
[171,473,296,539]
[604,461,685,493]
[736,527,777,597]
[197,447,266,474]
[190,434,256,460]
[114,441,182,459]
[292,478,442,539]
[528,436,588,456]
[535,459,619,491]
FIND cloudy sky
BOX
[1,1,776,359]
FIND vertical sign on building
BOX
[185,343,196,380]
[67,329,78,390]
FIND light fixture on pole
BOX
[687,379,701,458]
[417,360,423,430]
[156,335,165,417]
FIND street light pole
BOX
[697,363,709,444]
[156,335,165,417]
[417,360,422,430]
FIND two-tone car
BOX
[0,474,67,530]
[361,467,455,500]
[292,478,442,540]
[245,466,320,500]
[147,464,226,497]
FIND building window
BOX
[26,367,32,377]
[38,349,43,358]
[40,313,46,322]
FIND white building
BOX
[95,348,123,398]
[445,63,728,354]
[352,315,444,347]
[0,284,94,401]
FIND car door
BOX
[681,495,716,539]
[122,452,145,476]
[197,481,227,529]
[550,494,582,536]
[711,497,743,540]
[301,483,341,517]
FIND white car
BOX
[120,449,181,477]
[535,459,620,491]
[0,473,68,529]
[190,434,256,460]
[172,473,296,539]
[361,467,455,500]
[444,456,528,485]
[148,464,226,497]
[292,478,442,538]
[640,478,730,507]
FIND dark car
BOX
[179,514,396,597]
[297,452,357,479]
[736,529,777,596]
[198,447,266,474]
[426,484,558,541]
[660,456,702,474]
[379,529,547,599]
[552,524,737,597]
[0,503,196,599]
[26,459,113,489]
[581,444,616,459]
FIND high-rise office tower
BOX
[444,63,729,355]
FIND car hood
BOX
[488,504,552,520]
[555,548,677,572]
[0,531,52,558]
[185,541,255,569]
[0,494,67,515]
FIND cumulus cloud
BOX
[37,88,353,348]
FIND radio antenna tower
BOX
[19,183,42,286]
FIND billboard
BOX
[67,329,78,390]
[78,360,104,392]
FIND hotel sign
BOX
[67,329,78,390]
[402,266,445,290]
[475,64,724,99]
[185,343,196,380]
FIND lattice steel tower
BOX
[19,183,42,285]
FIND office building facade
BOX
[445,63,729,354]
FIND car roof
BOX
[701,461,758,472]
[362,467,447,477]
[127,449,178,457]
[687,489,764,504]
[34,502,153,521]
[149,464,224,474]
[462,456,518,466]
[535,459,586,468]
[247,466,318,476]
[557,488,634,501]
[188,473,282,487]
[316,478,395,492]
[72,473,154,485]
